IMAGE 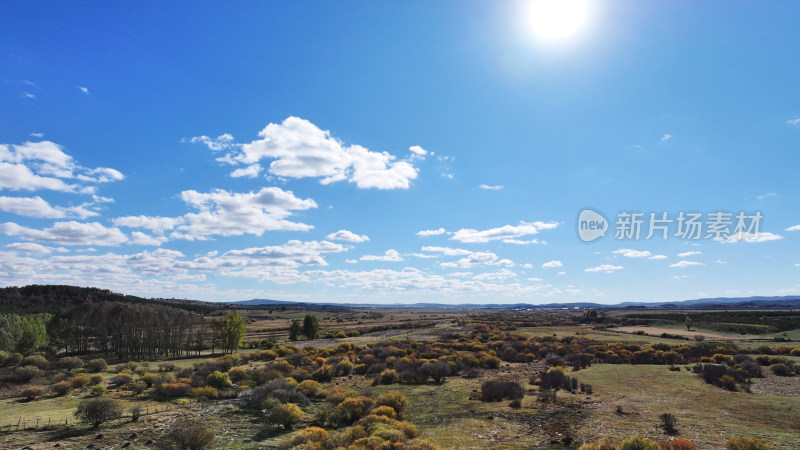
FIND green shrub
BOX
[375,391,408,418]
[52,381,72,396]
[312,364,334,382]
[206,371,232,389]
[192,386,219,399]
[57,356,85,370]
[618,436,660,450]
[86,358,108,373]
[14,365,42,382]
[74,398,123,427]
[130,380,148,395]
[89,373,104,385]
[297,379,325,398]
[20,355,49,369]
[266,402,303,429]
[228,366,247,382]
[377,369,399,385]
[725,437,775,450]
[90,383,107,397]
[289,427,332,448]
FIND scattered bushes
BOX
[375,391,408,418]
[13,365,42,382]
[20,355,49,369]
[86,358,108,373]
[160,419,216,449]
[57,356,85,370]
[725,437,775,450]
[206,371,232,389]
[74,398,123,427]
[480,379,524,402]
[20,385,46,401]
[769,363,796,376]
[90,383,107,397]
[266,402,303,429]
[659,413,678,435]
[52,381,72,396]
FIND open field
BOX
[2,304,800,449]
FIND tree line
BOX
[47,303,245,359]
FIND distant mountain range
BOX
[233,296,800,310]
[2,285,799,315]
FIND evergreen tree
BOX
[302,315,319,340]
[289,320,302,341]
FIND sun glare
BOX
[527,0,590,40]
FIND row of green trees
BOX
[289,315,319,341]
[0,313,50,353]
[44,303,246,358]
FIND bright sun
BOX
[527,0,590,40]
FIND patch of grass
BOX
[573,364,800,448]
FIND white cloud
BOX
[723,231,783,243]
[208,117,419,189]
[669,260,705,268]
[22,92,35,99]
[479,184,503,190]
[219,240,348,267]
[451,221,558,243]
[441,251,513,268]
[113,215,182,232]
[326,229,369,243]
[29,133,44,138]
[542,260,562,268]
[558,271,566,275]
[585,264,623,273]
[649,254,667,259]
[677,251,702,257]
[183,134,236,151]
[788,117,800,126]
[345,259,358,264]
[230,164,262,178]
[0,195,108,219]
[473,269,517,281]
[785,225,800,231]
[129,231,169,246]
[660,134,672,142]
[0,221,128,246]
[417,228,446,237]
[421,246,472,256]
[716,260,727,264]
[78,86,90,94]
[409,145,428,159]
[613,249,652,258]
[117,187,316,241]
[756,192,777,200]
[0,141,123,193]
[502,238,541,245]
[360,249,403,262]
[5,243,68,253]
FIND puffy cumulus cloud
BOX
[5,242,68,253]
[585,264,623,273]
[0,195,107,219]
[441,251,513,268]
[0,221,128,246]
[542,260,563,268]
[669,260,705,268]
[326,229,369,243]
[479,184,503,190]
[129,231,169,246]
[360,249,403,262]
[409,145,428,159]
[206,117,420,189]
[115,187,317,241]
[722,231,783,243]
[613,249,652,258]
[473,269,517,281]
[0,141,123,193]
[417,228,446,237]
[219,240,348,267]
[677,251,702,257]
[451,221,558,243]
[421,246,472,256]
[649,254,667,259]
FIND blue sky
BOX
[1,1,799,304]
